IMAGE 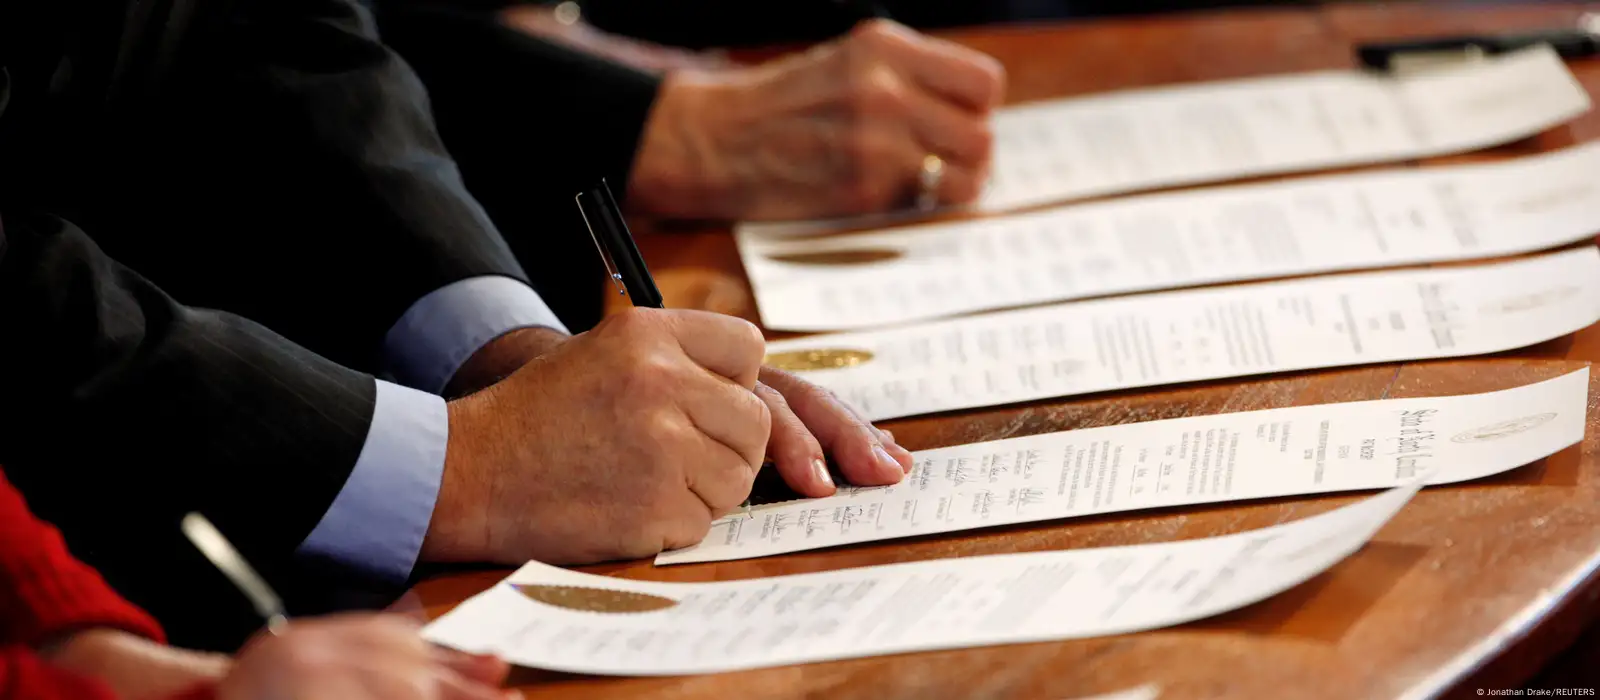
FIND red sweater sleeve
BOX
[0,471,173,699]
[0,472,165,648]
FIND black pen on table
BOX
[576,179,756,516]
[1356,13,1600,72]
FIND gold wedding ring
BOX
[917,154,945,211]
[553,1,582,25]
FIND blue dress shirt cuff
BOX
[298,379,448,585]
[383,275,569,394]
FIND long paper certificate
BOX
[659,369,1586,565]
[761,248,1600,421]
[740,142,1600,331]
[425,482,1423,675]
[737,46,1590,239]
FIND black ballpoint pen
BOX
[576,179,663,309]
[182,512,289,636]
[577,180,763,515]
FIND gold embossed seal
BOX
[512,584,678,613]
[1450,413,1559,444]
[1481,286,1582,315]
[763,348,875,371]
[766,248,904,266]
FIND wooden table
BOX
[407,3,1600,697]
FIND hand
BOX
[424,308,772,565]
[41,629,230,700]
[446,326,571,398]
[216,615,510,700]
[755,367,913,498]
[448,318,909,502]
[628,20,1005,220]
[500,5,731,74]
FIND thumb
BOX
[658,309,766,390]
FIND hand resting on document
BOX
[423,308,912,566]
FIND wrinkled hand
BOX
[41,628,229,700]
[424,308,911,565]
[216,615,510,700]
[629,19,1005,220]
[426,308,772,565]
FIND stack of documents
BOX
[740,45,1590,238]
[424,47,1600,676]
[759,249,1600,420]
[427,371,1590,675]
[740,143,1600,332]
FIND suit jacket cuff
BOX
[382,275,569,395]
[297,380,448,585]
[376,4,665,199]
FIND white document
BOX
[659,369,1586,565]
[760,248,1600,421]
[1074,687,1162,700]
[425,481,1424,676]
[739,142,1600,331]
[737,46,1590,239]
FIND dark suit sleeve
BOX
[112,0,537,372]
[557,0,860,49]
[376,2,661,207]
[372,2,663,330]
[0,209,378,649]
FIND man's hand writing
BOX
[422,308,914,565]
[424,308,771,565]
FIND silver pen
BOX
[181,512,289,636]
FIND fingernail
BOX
[892,443,915,472]
[873,445,903,480]
[812,458,834,488]
[880,428,897,445]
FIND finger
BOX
[764,382,911,473]
[823,403,913,474]
[435,669,513,700]
[754,381,835,498]
[757,368,905,485]
[903,86,995,167]
[874,429,914,471]
[659,309,766,390]
[858,20,1005,111]
[662,487,719,549]
[678,370,772,470]
[336,614,428,654]
[682,431,760,516]
[868,127,987,210]
[431,647,510,685]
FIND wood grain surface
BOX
[405,3,1600,697]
